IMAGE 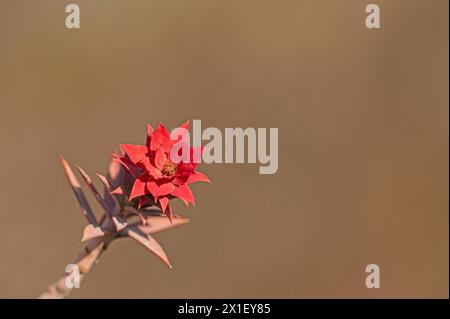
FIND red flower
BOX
[112,121,210,220]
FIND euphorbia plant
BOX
[39,121,210,299]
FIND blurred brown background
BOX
[0,0,448,298]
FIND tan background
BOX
[0,0,448,298]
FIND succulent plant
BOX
[39,122,210,298]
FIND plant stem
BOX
[38,232,115,299]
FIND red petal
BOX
[180,120,190,130]
[120,144,148,164]
[146,181,175,200]
[130,178,147,200]
[146,124,155,148]
[159,197,169,213]
[189,147,203,164]
[150,124,171,152]
[187,171,210,184]
[146,181,158,200]
[111,153,143,178]
[138,196,152,209]
[158,183,175,196]
[154,147,166,170]
[170,184,195,206]
[177,162,196,174]
[141,157,162,178]
[172,121,190,143]
[172,174,189,185]
[172,147,202,174]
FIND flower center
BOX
[161,162,177,176]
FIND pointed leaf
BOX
[111,153,143,179]
[96,173,120,213]
[117,215,189,237]
[107,158,123,189]
[138,215,189,234]
[127,226,172,268]
[111,186,124,195]
[112,216,128,231]
[60,156,98,226]
[76,166,124,231]
[80,224,106,243]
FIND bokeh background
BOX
[0,0,448,298]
